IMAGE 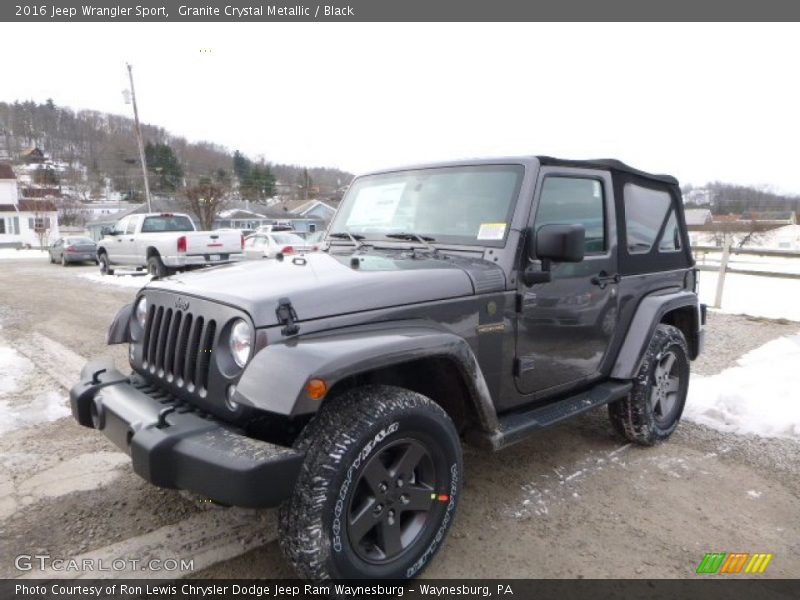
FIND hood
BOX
[146,249,506,327]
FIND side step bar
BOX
[467,380,632,451]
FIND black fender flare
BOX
[232,322,499,431]
[106,303,133,345]
[611,290,701,380]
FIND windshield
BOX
[66,237,94,245]
[141,215,195,232]
[329,165,524,246]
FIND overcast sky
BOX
[2,23,799,192]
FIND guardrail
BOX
[691,239,800,308]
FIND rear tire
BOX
[61,254,67,267]
[98,253,114,275]
[608,324,690,446]
[147,255,168,278]
[279,385,463,580]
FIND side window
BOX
[624,184,672,254]
[659,209,681,252]
[535,176,605,253]
[126,217,138,235]
[116,217,128,234]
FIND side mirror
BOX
[522,224,585,286]
[102,227,118,236]
[531,224,586,263]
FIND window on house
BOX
[534,176,606,253]
[28,217,50,231]
[0,219,6,235]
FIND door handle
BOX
[590,271,620,288]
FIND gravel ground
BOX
[693,310,798,376]
[0,259,798,580]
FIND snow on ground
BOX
[686,332,800,440]
[0,346,33,394]
[79,272,152,289]
[0,248,49,260]
[698,270,800,322]
[0,345,70,437]
[0,391,71,437]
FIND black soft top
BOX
[536,156,678,185]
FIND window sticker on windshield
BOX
[477,222,506,240]
[346,182,406,227]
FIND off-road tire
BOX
[147,255,168,278]
[279,385,463,580]
[98,253,113,275]
[608,324,689,446]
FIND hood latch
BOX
[276,297,300,336]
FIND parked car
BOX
[72,156,704,580]
[97,213,244,278]
[243,231,314,259]
[48,236,98,266]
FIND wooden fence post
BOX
[713,233,732,308]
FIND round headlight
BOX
[135,296,148,329]
[229,319,252,368]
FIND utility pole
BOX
[126,63,152,212]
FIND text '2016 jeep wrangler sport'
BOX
[71,157,705,580]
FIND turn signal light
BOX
[306,378,327,400]
[281,246,295,255]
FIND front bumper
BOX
[69,359,303,508]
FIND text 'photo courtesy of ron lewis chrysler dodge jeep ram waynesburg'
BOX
[69,156,705,580]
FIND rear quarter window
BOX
[623,184,673,254]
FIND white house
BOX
[0,164,60,248]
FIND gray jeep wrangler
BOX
[71,156,705,580]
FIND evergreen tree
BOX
[145,142,183,191]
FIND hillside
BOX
[682,181,800,215]
[0,99,354,202]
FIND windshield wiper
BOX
[329,231,365,248]
[385,232,437,253]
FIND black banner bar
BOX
[4,579,800,600]
[3,0,800,22]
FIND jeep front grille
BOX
[141,305,217,393]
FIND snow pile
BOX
[698,271,800,322]
[686,333,800,439]
[0,391,71,437]
[79,272,152,289]
[0,248,49,260]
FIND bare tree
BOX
[31,204,53,250]
[57,200,86,227]
[181,182,229,230]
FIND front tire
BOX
[608,324,690,446]
[279,385,463,580]
[98,253,114,275]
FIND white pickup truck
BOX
[97,213,243,277]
